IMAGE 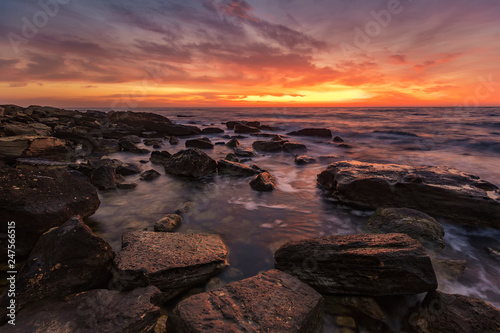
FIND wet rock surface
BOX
[0,169,100,258]
[150,150,172,164]
[409,291,500,333]
[317,160,500,227]
[113,231,229,300]
[250,171,276,191]
[185,137,214,149]
[0,287,161,333]
[154,214,182,232]
[166,269,324,333]
[217,159,258,177]
[140,169,161,181]
[275,233,437,296]
[164,148,218,178]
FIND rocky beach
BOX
[0,104,500,332]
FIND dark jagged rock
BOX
[185,137,214,149]
[225,153,239,162]
[0,217,113,318]
[116,162,141,176]
[90,165,121,190]
[226,138,241,148]
[295,155,317,165]
[333,136,344,142]
[250,171,276,191]
[274,233,437,296]
[409,291,500,333]
[154,214,182,232]
[317,160,500,227]
[288,128,332,138]
[164,148,217,178]
[140,169,161,181]
[368,208,445,249]
[150,150,171,164]
[113,231,228,300]
[283,142,307,152]
[0,169,100,258]
[252,140,283,152]
[234,123,261,134]
[166,270,324,333]
[217,159,258,177]
[0,287,161,333]
[201,127,224,134]
[119,138,150,154]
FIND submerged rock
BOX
[0,287,161,333]
[154,214,182,232]
[0,217,113,316]
[164,148,217,178]
[274,233,437,296]
[234,147,255,157]
[169,136,179,145]
[295,155,317,165]
[409,291,500,333]
[113,231,228,300]
[166,269,324,333]
[218,159,258,177]
[224,153,239,162]
[250,171,276,191]
[288,128,332,138]
[0,169,100,258]
[226,138,241,148]
[367,208,445,249]
[201,127,224,134]
[317,160,500,227]
[140,169,161,181]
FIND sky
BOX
[0,0,499,108]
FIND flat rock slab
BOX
[166,269,324,333]
[113,231,229,299]
[317,160,500,227]
[409,291,500,333]
[0,287,161,333]
[0,169,100,258]
[274,233,437,296]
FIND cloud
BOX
[389,54,407,64]
[413,53,461,72]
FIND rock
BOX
[185,137,214,149]
[117,182,137,190]
[224,153,239,162]
[288,128,332,138]
[90,165,120,190]
[317,160,500,227]
[123,135,142,143]
[295,155,317,165]
[318,155,338,163]
[1,287,161,333]
[201,127,224,134]
[3,123,52,136]
[0,169,100,258]
[234,147,255,157]
[250,171,276,191]
[95,138,121,153]
[283,142,307,152]
[169,136,179,145]
[107,110,171,126]
[141,131,161,138]
[234,123,261,134]
[337,143,353,149]
[150,150,171,164]
[409,291,500,333]
[119,138,150,154]
[217,159,258,177]
[116,162,141,175]
[325,296,386,322]
[274,233,437,296]
[140,169,161,181]
[0,135,74,163]
[154,214,182,232]
[367,208,445,249]
[113,231,228,300]
[164,148,218,178]
[16,158,69,171]
[431,259,468,280]
[487,247,500,260]
[166,269,324,333]
[333,136,344,142]
[252,140,283,152]
[226,138,241,148]
[0,217,113,316]
[144,138,163,147]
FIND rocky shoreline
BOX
[1,104,499,332]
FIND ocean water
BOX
[83,107,500,329]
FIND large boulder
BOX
[317,160,500,227]
[288,128,332,138]
[113,231,228,300]
[1,287,161,332]
[0,169,100,258]
[274,233,437,296]
[217,159,257,177]
[164,148,217,178]
[0,217,113,317]
[368,208,445,249]
[166,269,324,333]
[409,291,500,333]
[250,171,276,191]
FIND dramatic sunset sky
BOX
[0,0,499,108]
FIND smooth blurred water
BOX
[84,107,500,327]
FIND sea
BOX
[79,106,500,330]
